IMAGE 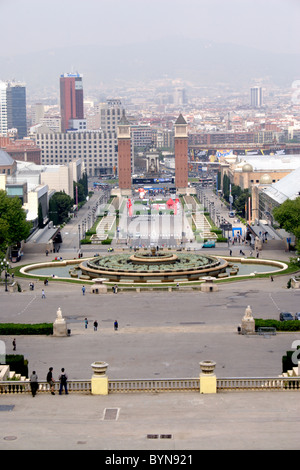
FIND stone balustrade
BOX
[1,373,300,395]
[1,354,299,395]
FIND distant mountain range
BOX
[0,37,299,99]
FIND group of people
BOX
[29,367,69,397]
[84,318,118,331]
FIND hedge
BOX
[255,318,300,332]
[0,323,53,335]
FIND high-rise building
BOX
[0,81,27,139]
[60,73,84,132]
[250,86,263,108]
[7,82,27,139]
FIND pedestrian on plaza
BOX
[58,368,68,395]
[229,249,232,256]
[42,289,46,298]
[46,367,55,395]
[82,285,86,296]
[30,371,39,397]
[93,320,98,331]
[114,320,118,331]
[12,338,16,351]
[84,317,88,329]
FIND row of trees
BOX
[221,174,250,218]
[220,173,300,253]
[45,172,89,227]
[273,198,300,253]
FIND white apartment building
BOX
[33,130,118,177]
[0,81,8,136]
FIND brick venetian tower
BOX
[117,110,132,195]
[174,113,188,193]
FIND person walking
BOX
[12,338,16,351]
[30,371,39,397]
[114,320,118,331]
[58,368,68,395]
[93,320,98,331]
[84,318,88,329]
[42,289,46,299]
[82,285,86,295]
[46,367,55,395]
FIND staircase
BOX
[0,365,28,382]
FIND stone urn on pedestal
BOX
[91,361,109,395]
[199,360,217,394]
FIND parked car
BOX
[202,241,215,248]
[279,312,294,321]
[295,312,300,320]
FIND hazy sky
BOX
[1,0,300,57]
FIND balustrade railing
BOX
[0,380,91,395]
[1,376,300,395]
[108,378,200,393]
[217,376,300,391]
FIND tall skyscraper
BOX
[174,114,188,191]
[7,82,27,139]
[60,73,84,132]
[0,81,27,139]
[250,86,263,108]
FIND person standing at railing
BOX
[59,368,68,395]
[47,367,55,395]
[30,371,39,397]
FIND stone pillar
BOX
[53,307,68,337]
[91,278,108,294]
[91,361,109,395]
[199,360,217,394]
[241,305,255,335]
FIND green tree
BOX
[233,189,250,218]
[49,192,73,225]
[0,190,31,254]
[273,197,300,251]
[74,181,85,203]
[38,203,44,229]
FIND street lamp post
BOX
[78,224,81,252]
[1,258,9,292]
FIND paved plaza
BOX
[1,193,300,451]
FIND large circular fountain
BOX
[79,247,228,282]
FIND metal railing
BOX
[1,376,300,395]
